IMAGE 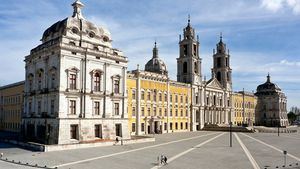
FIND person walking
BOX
[163,155,168,165]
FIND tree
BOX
[287,111,297,124]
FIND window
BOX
[159,93,162,101]
[180,96,183,103]
[183,62,187,73]
[141,107,145,116]
[175,122,178,130]
[183,45,188,55]
[170,94,173,102]
[114,80,120,94]
[94,73,101,92]
[70,74,77,90]
[186,109,188,117]
[164,109,167,116]
[180,109,183,116]
[29,102,32,114]
[217,72,221,82]
[132,107,136,116]
[164,123,167,131]
[217,57,221,68]
[153,90,157,102]
[141,123,145,132]
[94,101,100,115]
[213,95,216,106]
[70,125,78,139]
[38,72,42,90]
[132,90,136,100]
[170,107,173,116]
[153,107,157,116]
[147,107,151,116]
[50,100,55,115]
[141,91,145,100]
[194,62,198,73]
[28,75,33,91]
[70,100,76,114]
[132,123,136,132]
[186,122,188,129]
[51,72,56,89]
[147,92,151,100]
[114,103,120,115]
[175,95,178,102]
[95,124,102,138]
[170,123,173,130]
[175,109,178,117]
[159,108,162,116]
[181,122,183,129]
[37,101,41,115]
[193,44,197,56]
[164,93,167,102]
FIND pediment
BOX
[206,78,223,89]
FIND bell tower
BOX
[177,16,201,85]
[212,33,232,90]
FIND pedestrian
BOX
[163,155,168,164]
[114,137,119,145]
[160,155,164,165]
[0,153,3,158]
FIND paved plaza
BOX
[0,128,300,169]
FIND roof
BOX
[0,81,25,90]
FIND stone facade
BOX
[177,21,233,131]
[22,0,129,144]
[255,74,288,127]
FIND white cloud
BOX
[261,0,300,14]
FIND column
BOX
[135,71,141,135]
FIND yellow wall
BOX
[0,82,24,132]
[233,92,257,126]
[127,74,190,135]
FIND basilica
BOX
[11,0,288,145]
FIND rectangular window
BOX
[114,80,120,94]
[94,101,100,115]
[141,123,145,132]
[132,123,136,132]
[183,45,188,55]
[175,109,178,117]
[50,100,55,115]
[159,108,162,116]
[175,122,178,130]
[51,73,56,89]
[132,90,136,100]
[114,103,120,115]
[180,96,183,103]
[147,91,151,100]
[153,91,157,102]
[193,44,197,56]
[153,107,157,116]
[181,122,183,129]
[180,109,183,116]
[29,102,32,114]
[95,124,102,138]
[94,74,101,92]
[147,107,151,116]
[170,107,173,116]
[185,122,188,129]
[141,107,145,116]
[164,93,167,102]
[159,93,162,101]
[164,123,167,131]
[132,107,136,116]
[70,124,78,139]
[186,109,188,117]
[170,123,173,130]
[37,101,41,115]
[175,95,178,102]
[70,74,77,90]
[70,100,76,114]
[170,94,173,102]
[164,109,167,116]
[141,91,145,100]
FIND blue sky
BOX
[0,0,299,109]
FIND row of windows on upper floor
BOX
[197,95,230,107]
[234,111,255,118]
[262,102,287,111]
[27,68,122,94]
[1,109,22,119]
[130,106,189,117]
[234,102,256,109]
[0,95,22,105]
[26,100,120,117]
[131,90,189,103]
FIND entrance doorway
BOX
[115,124,122,137]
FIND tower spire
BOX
[267,73,270,82]
[220,32,223,42]
[72,0,85,19]
[188,14,191,26]
[153,41,158,58]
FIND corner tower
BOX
[177,17,201,85]
[212,33,232,90]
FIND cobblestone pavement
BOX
[0,128,299,169]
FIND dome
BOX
[41,0,112,47]
[256,74,281,95]
[145,42,168,75]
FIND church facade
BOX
[22,0,129,144]
[127,19,233,135]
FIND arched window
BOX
[194,62,198,73]
[37,69,44,90]
[94,73,101,92]
[217,72,221,82]
[183,62,187,73]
